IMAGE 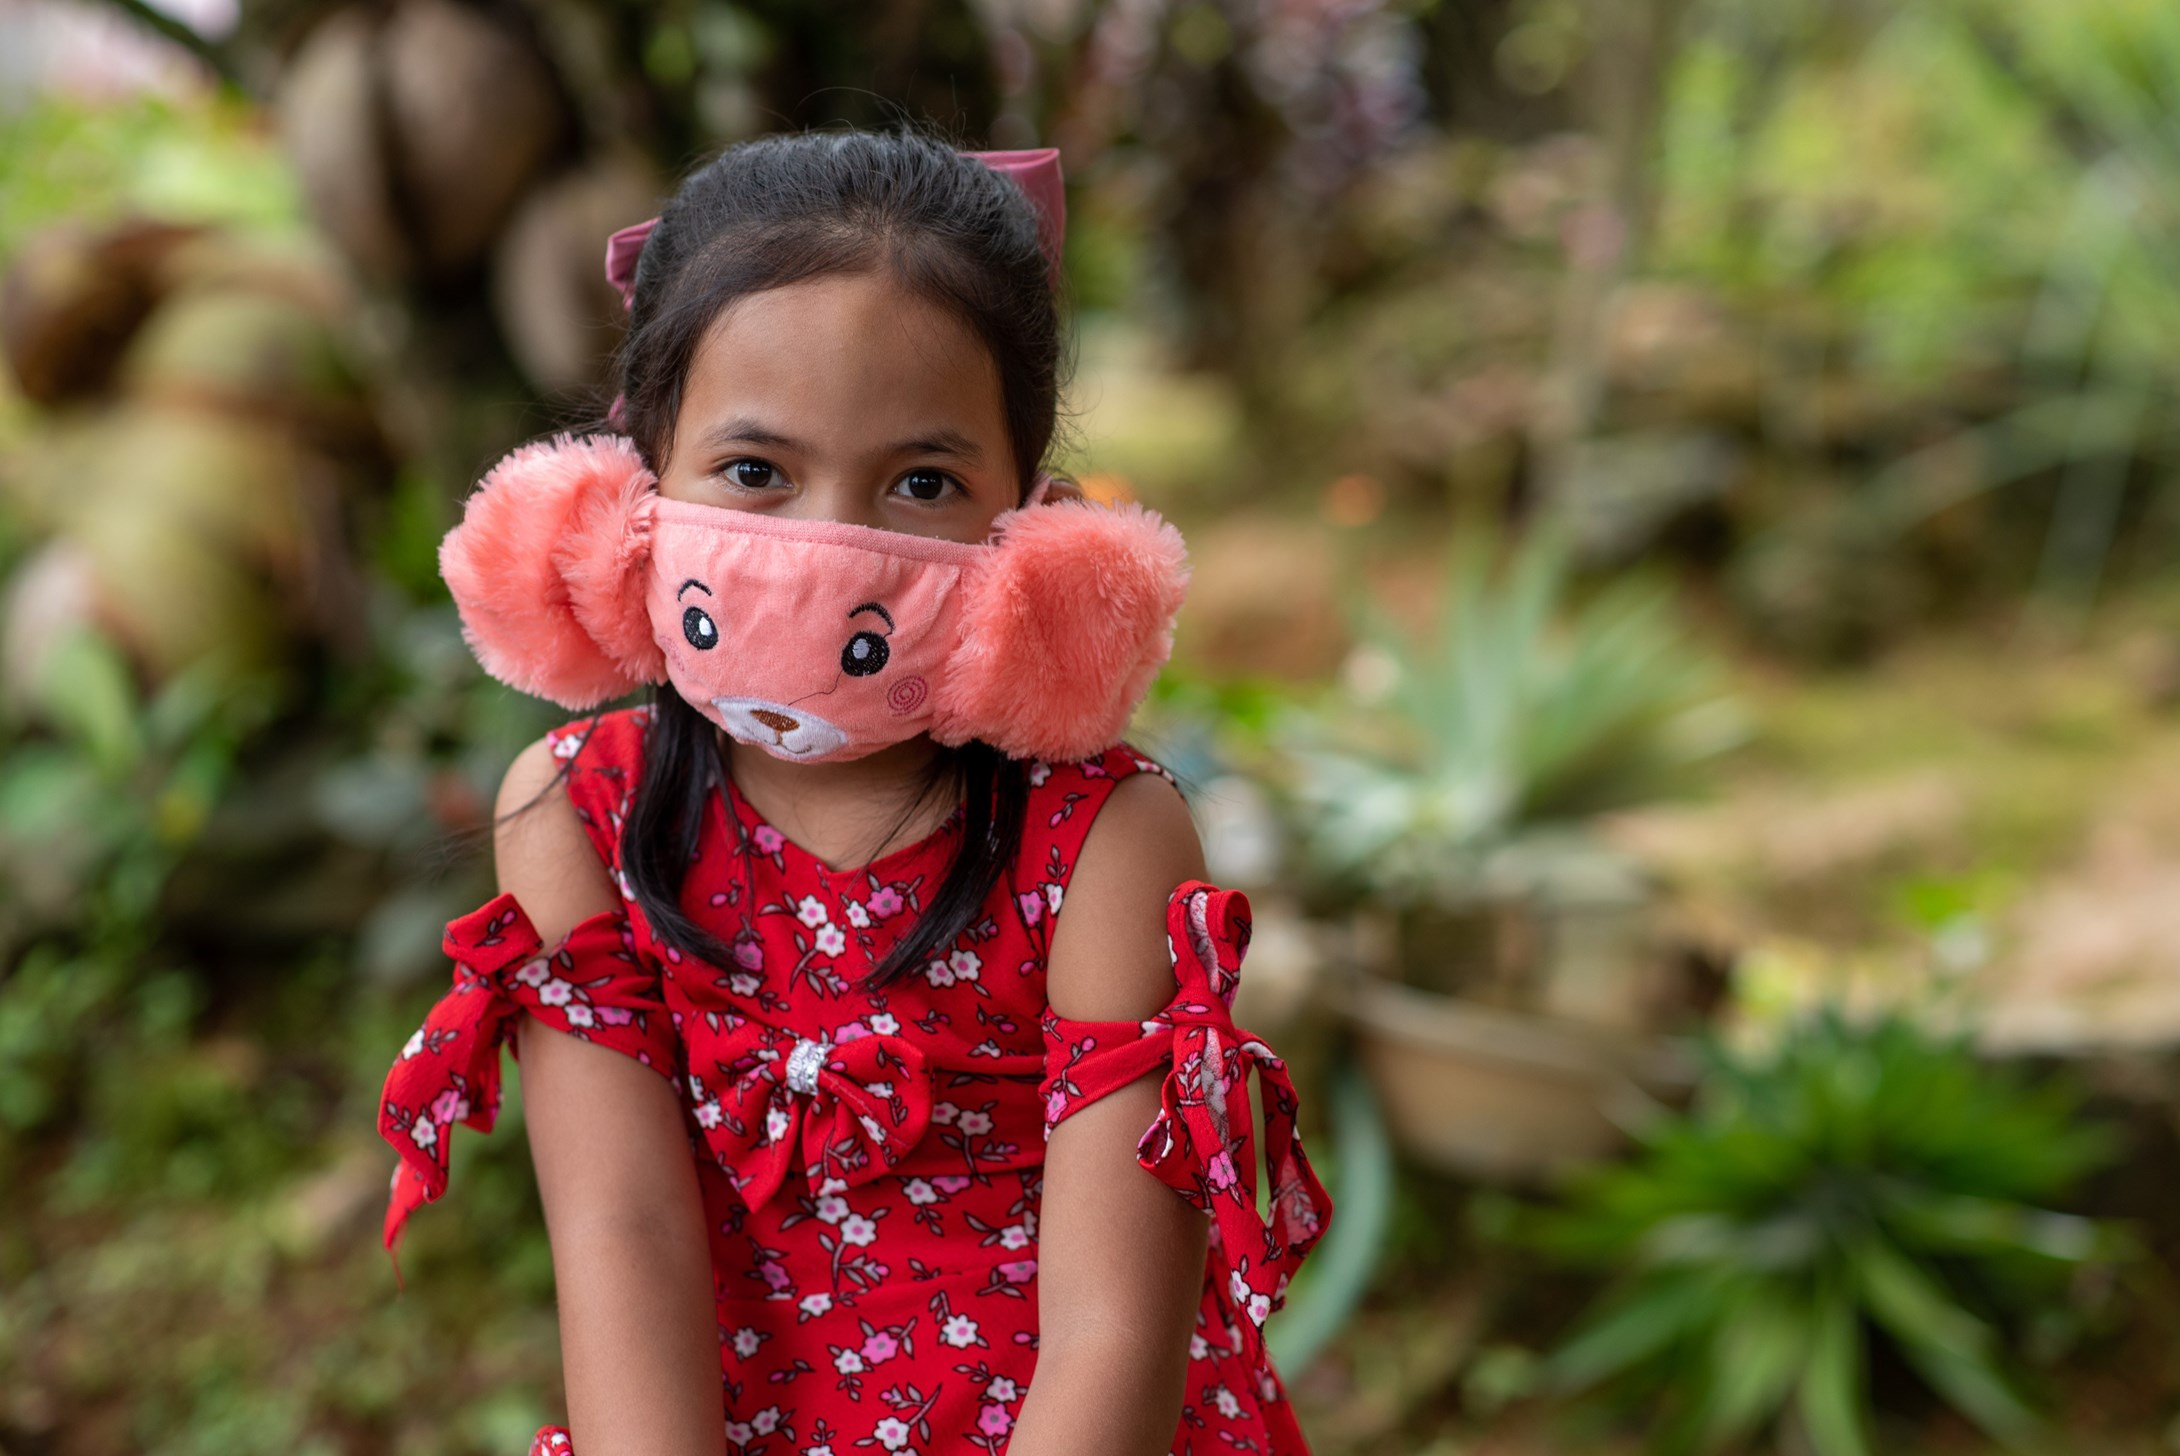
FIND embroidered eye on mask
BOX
[439,434,1190,764]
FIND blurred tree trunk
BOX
[1524,0,1689,517]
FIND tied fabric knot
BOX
[689,1019,932,1210]
[376,893,674,1287]
[1038,882,1333,1380]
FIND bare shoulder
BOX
[1045,769,1207,1021]
[494,734,617,944]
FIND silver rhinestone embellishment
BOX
[784,1038,827,1096]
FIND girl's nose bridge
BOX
[787,463,892,529]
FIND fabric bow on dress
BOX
[687,1019,933,1210]
[1039,882,1335,1380]
[377,894,675,1284]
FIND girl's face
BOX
[655,272,1021,544]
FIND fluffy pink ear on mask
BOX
[933,499,1190,762]
[438,433,665,709]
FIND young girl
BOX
[377,130,1330,1456]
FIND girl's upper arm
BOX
[497,737,728,1456]
[494,736,692,1237]
[1010,773,1209,1450]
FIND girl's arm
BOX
[1006,773,1214,1456]
[496,738,726,1456]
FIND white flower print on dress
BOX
[731,1326,762,1360]
[923,959,955,988]
[796,895,829,928]
[947,948,980,981]
[514,958,550,987]
[834,1348,864,1374]
[537,978,574,1006]
[871,1417,912,1452]
[814,924,847,957]
[868,1012,899,1035]
[814,1193,850,1224]
[985,1375,1018,1402]
[563,1003,594,1028]
[956,1110,993,1137]
[839,1214,878,1247]
[940,1313,982,1348]
[846,900,870,928]
[410,1115,437,1150]
[798,1292,833,1319]
[904,1178,938,1206]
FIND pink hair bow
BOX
[602,146,1065,309]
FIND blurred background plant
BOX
[1278,523,1736,914]
[8,0,2180,1451]
[1530,1009,2127,1456]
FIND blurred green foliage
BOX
[1277,526,1737,908]
[1533,1009,2127,1456]
[0,92,304,260]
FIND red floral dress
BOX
[378,705,1331,1455]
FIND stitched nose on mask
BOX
[752,709,799,734]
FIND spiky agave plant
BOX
[1531,1009,2126,1455]
[1279,524,1734,909]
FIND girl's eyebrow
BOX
[702,418,982,464]
[703,417,803,451]
[887,428,983,463]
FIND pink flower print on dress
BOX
[867,885,905,918]
[429,1087,470,1125]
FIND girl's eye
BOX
[683,607,719,650]
[894,468,956,503]
[841,630,890,677]
[729,459,779,489]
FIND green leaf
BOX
[1853,1235,2039,1445]
[34,629,143,774]
[1697,1283,1808,1448]
[1550,1273,1722,1391]
[1797,1285,1871,1456]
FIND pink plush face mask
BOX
[440,435,1190,764]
